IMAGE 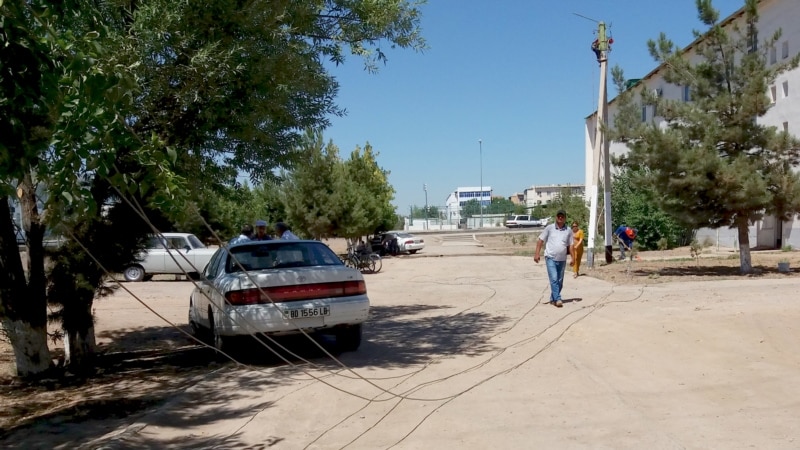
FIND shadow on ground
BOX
[0,303,509,448]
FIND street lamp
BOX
[423,183,428,230]
[479,139,483,229]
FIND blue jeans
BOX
[545,257,567,301]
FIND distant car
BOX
[123,232,217,282]
[187,239,369,352]
[505,215,544,228]
[387,232,424,254]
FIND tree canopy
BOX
[281,130,395,240]
[1,0,426,376]
[610,0,800,273]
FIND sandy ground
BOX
[2,231,800,449]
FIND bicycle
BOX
[343,245,382,274]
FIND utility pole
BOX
[423,183,428,230]
[479,139,483,229]
[585,19,614,266]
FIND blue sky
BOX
[323,0,744,213]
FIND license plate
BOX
[284,306,330,319]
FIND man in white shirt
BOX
[229,224,253,245]
[533,210,575,307]
[275,222,299,240]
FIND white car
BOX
[123,233,217,282]
[393,232,425,254]
[188,240,369,352]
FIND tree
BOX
[282,130,344,239]
[486,197,515,215]
[336,143,396,238]
[411,205,438,219]
[1,0,426,376]
[611,168,694,250]
[461,199,481,218]
[282,131,396,240]
[611,0,800,273]
[538,189,590,229]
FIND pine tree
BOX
[611,0,800,273]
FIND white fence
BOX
[404,214,508,232]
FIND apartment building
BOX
[584,0,800,248]
[523,184,585,208]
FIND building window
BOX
[783,41,789,59]
[770,85,777,103]
[770,47,777,64]
[783,80,789,98]
[783,122,789,133]
[641,105,647,122]
[682,85,691,102]
[747,26,758,53]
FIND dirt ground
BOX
[2,232,799,448]
[474,232,800,284]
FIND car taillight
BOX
[419,239,424,243]
[404,240,413,245]
[225,280,366,305]
[225,289,263,305]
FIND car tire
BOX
[188,303,205,340]
[123,265,146,282]
[208,309,228,358]
[336,324,362,352]
[409,250,418,254]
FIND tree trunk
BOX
[64,324,97,370]
[736,217,753,274]
[0,195,52,377]
[2,319,52,376]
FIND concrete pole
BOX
[588,21,611,265]
[479,139,483,229]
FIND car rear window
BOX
[225,241,343,273]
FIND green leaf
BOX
[166,147,177,165]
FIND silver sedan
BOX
[188,240,370,353]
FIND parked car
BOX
[187,239,369,352]
[505,215,544,228]
[123,232,217,282]
[385,231,424,254]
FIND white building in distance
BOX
[444,186,492,226]
[523,184,585,208]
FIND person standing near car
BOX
[274,222,299,240]
[229,224,253,245]
[253,220,272,241]
[571,221,584,278]
[534,210,575,307]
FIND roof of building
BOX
[585,2,752,119]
